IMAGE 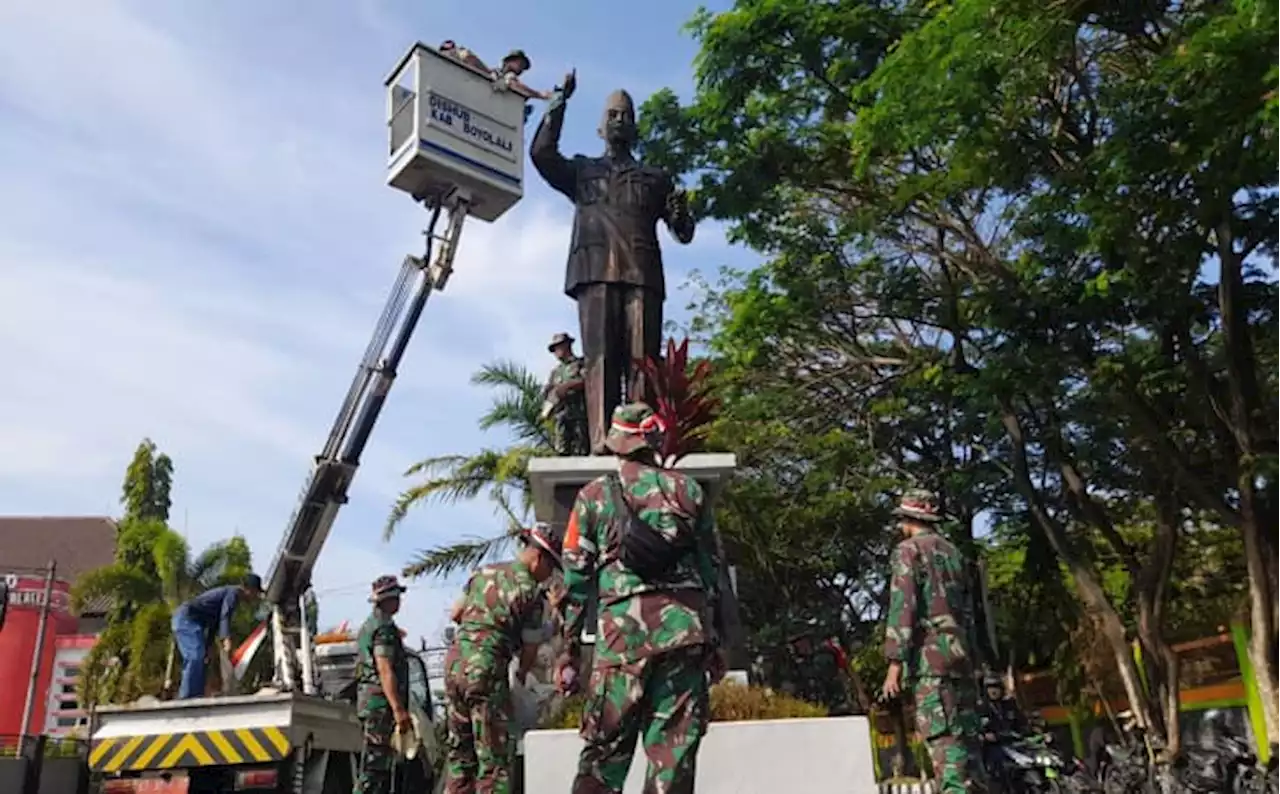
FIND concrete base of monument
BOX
[526,453,738,522]
[526,453,750,672]
[522,716,879,794]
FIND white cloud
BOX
[0,0,742,644]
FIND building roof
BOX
[0,517,118,613]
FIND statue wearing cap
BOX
[530,72,697,455]
[541,332,589,456]
[556,402,728,793]
[441,523,564,793]
[354,575,411,794]
[880,489,986,794]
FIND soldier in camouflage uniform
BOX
[443,523,564,794]
[881,490,985,794]
[557,402,727,794]
[354,575,411,794]
[543,332,590,457]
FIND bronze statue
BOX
[530,71,696,455]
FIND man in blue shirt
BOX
[171,574,263,699]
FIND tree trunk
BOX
[1244,512,1274,742]
[1216,219,1278,742]
[1134,495,1182,755]
[998,406,1157,733]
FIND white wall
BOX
[524,716,879,794]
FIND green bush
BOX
[541,683,827,730]
[709,682,828,721]
[543,694,586,729]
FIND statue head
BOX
[598,89,637,149]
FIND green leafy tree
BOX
[845,0,1277,744]
[74,524,253,705]
[121,438,174,523]
[642,0,1276,749]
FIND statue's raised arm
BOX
[530,69,579,199]
[529,82,699,455]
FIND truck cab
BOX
[313,638,436,719]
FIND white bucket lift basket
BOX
[385,42,526,223]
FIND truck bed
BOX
[89,692,361,774]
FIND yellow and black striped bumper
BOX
[89,727,291,772]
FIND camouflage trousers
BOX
[573,645,710,794]
[355,710,395,794]
[555,412,590,457]
[444,670,514,794]
[913,676,985,794]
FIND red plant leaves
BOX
[634,337,722,465]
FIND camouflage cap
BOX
[502,49,531,70]
[369,574,407,602]
[522,521,564,568]
[893,488,941,523]
[547,332,575,352]
[603,402,665,456]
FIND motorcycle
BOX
[1178,724,1273,794]
[1265,745,1278,794]
[982,721,1076,794]
[1096,732,1160,794]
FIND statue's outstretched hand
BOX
[561,69,577,100]
[668,188,691,219]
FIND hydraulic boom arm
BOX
[262,192,471,692]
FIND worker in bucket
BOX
[443,522,564,794]
[171,573,263,699]
[354,575,412,794]
[556,402,728,794]
[493,49,554,100]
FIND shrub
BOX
[539,683,827,730]
[543,694,587,729]
[709,682,828,721]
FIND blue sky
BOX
[0,0,758,643]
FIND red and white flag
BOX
[231,621,269,681]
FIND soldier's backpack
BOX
[607,473,695,580]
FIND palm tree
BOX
[72,520,253,706]
[387,340,723,580]
[386,360,555,579]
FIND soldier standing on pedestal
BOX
[541,332,589,457]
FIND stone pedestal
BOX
[526,453,749,672]
[524,716,879,794]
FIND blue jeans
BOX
[172,608,208,699]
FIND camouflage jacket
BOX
[545,358,586,418]
[882,527,979,680]
[355,609,409,718]
[561,460,724,667]
[446,560,552,688]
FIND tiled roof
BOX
[0,516,118,614]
